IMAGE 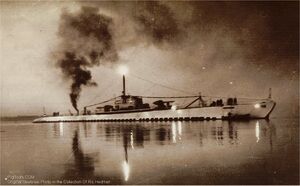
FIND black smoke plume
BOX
[59,52,96,113]
[57,7,118,113]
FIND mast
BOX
[118,65,128,103]
[123,75,126,96]
[122,74,126,103]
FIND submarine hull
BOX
[33,100,276,123]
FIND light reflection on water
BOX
[1,119,299,184]
[256,121,260,143]
[59,122,64,137]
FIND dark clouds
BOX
[74,1,298,67]
[185,2,299,67]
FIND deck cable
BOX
[128,73,266,100]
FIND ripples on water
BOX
[1,119,299,184]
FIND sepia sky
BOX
[0,1,299,117]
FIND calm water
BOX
[1,118,299,185]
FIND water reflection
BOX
[256,120,277,152]
[59,122,64,136]
[178,121,182,137]
[122,127,130,181]
[256,121,260,142]
[83,123,88,138]
[52,123,59,138]
[130,130,134,149]
[90,121,278,148]
[52,121,277,150]
[57,120,278,184]
[156,126,171,144]
[105,125,115,141]
[134,125,150,147]
[2,118,291,185]
[63,130,95,179]
[171,121,182,143]
[122,161,130,182]
[51,122,65,137]
[228,121,238,144]
[211,124,224,145]
[268,121,276,152]
[172,122,176,143]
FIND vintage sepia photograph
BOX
[1,1,299,185]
